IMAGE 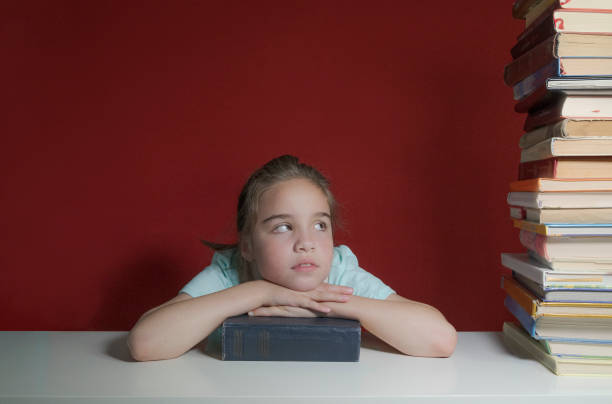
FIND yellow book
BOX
[512,219,612,236]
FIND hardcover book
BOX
[514,271,612,302]
[513,219,612,236]
[518,156,612,180]
[510,178,612,192]
[500,252,612,286]
[513,63,612,101]
[524,1,612,28]
[221,315,361,361]
[505,35,612,87]
[503,322,612,376]
[547,77,612,94]
[521,207,612,224]
[513,0,612,20]
[504,294,612,341]
[520,137,612,163]
[502,276,612,317]
[507,191,612,209]
[518,229,612,261]
[519,121,612,150]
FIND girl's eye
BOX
[314,222,327,231]
[274,224,291,233]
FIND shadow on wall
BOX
[90,249,187,331]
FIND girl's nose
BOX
[294,231,315,253]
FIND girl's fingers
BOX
[249,306,319,317]
[308,287,352,302]
[313,292,350,302]
[317,284,353,295]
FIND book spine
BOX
[514,86,563,114]
[504,295,538,338]
[510,205,527,219]
[519,158,558,180]
[222,324,361,361]
[520,139,556,163]
[523,104,564,133]
[519,121,566,150]
[513,61,558,101]
[513,0,542,19]
[504,36,555,87]
[519,229,550,261]
[502,276,538,316]
[514,219,548,235]
[512,15,556,59]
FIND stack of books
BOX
[501,0,612,376]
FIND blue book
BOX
[221,315,361,361]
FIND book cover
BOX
[221,315,361,361]
[518,156,612,180]
[514,84,562,113]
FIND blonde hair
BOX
[202,155,339,281]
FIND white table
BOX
[1,331,611,403]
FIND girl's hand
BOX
[253,281,353,316]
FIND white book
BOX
[521,137,612,163]
[508,191,612,209]
[500,253,612,288]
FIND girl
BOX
[128,155,457,361]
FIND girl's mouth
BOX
[291,262,318,272]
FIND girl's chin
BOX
[280,275,329,292]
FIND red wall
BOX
[2,1,523,331]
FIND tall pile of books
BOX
[500,0,612,376]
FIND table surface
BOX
[1,331,612,403]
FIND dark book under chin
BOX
[221,315,361,361]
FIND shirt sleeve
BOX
[328,245,396,300]
[179,249,239,298]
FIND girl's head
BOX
[206,155,338,291]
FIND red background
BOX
[2,1,523,331]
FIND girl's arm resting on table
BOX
[127,280,352,362]
[324,294,457,358]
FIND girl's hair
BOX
[202,155,338,281]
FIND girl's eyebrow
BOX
[262,212,331,224]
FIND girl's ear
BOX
[240,237,253,262]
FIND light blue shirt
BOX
[180,244,396,350]
[180,244,396,300]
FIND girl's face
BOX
[243,178,334,291]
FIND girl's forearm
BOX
[326,296,457,357]
[128,281,266,361]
